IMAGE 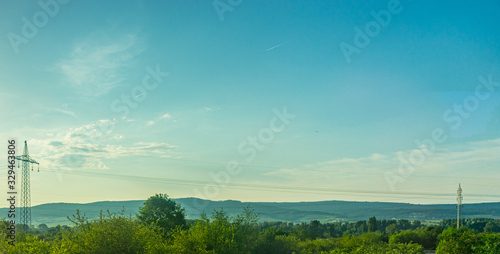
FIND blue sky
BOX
[1,0,499,206]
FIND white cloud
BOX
[50,108,76,117]
[57,33,143,96]
[121,116,136,122]
[204,107,221,112]
[161,113,172,119]
[29,119,176,170]
[104,142,176,158]
[144,112,174,126]
[265,138,500,193]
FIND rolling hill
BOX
[1,198,499,227]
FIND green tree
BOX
[385,223,398,235]
[484,220,500,233]
[436,227,500,254]
[43,225,68,242]
[38,224,49,233]
[368,217,377,232]
[137,193,187,236]
[254,227,295,254]
[436,227,477,254]
[390,226,441,250]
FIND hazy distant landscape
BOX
[2,0,500,252]
[8,198,500,227]
[1,195,500,253]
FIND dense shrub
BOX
[436,227,500,254]
[390,226,442,249]
[58,210,170,253]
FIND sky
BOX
[0,0,499,207]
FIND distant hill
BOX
[2,198,499,227]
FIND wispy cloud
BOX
[265,138,500,190]
[50,108,77,117]
[104,142,176,158]
[57,33,143,96]
[121,116,136,122]
[145,112,175,126]
[36,104,77,118]
[161,113,172,119]
[203,107,221,112]
[30,119,176,170]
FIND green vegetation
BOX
[136,194,187,236]
[436,227,500,253]
[1,194,499,253]
[389,226,442,249]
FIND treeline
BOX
[256,217,500,239]
[258,217,423,238]
[0,194,499,253]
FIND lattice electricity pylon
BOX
[14,140,39,229]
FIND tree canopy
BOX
[136,193,187,235]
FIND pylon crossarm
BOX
[14,155,26,160]
[15,155,39,164]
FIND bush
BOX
[346,243,425,254]
[169,207,259,254]
[436,227,500,254]
[58,210,170,253]
[0,234,54,254]
[390,227,441,250]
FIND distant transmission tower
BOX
[15,141,39,229]
[457,183,463,229]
